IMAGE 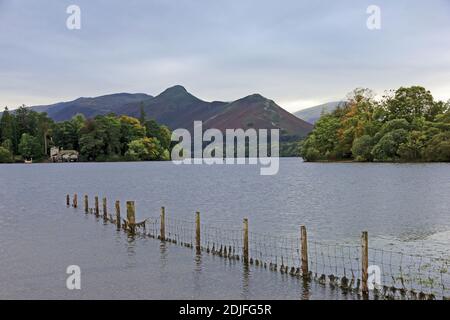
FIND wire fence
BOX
[68,194,450,300]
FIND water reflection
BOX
[300,277,311,300]
[159,241,168,268]
[126,233,137,268]
[241,264,250,299]
[193,253,203,298]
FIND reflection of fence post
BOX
[102,197,108,220]
[195,211,201,252]
[361,231,369,295]
[95,196,99,216]
[160,207,166,241]
[115,201,121,229]
[300,225,309,276]
[73,194,78,208]
[84,195,88,213]
[66,194,70,207]
[243,218,249,264]
[127,201,135,233]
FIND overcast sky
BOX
[0,0,449,112]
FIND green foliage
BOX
[0,107,14,146]
[18,133,42,160]
[351,135,374,161]
[0,107,172,162]
[300,86,450,162]
[125,137,167,161]
[423,132,450,162]
[0,146,13,163]
[52,114,85,150]
[301,114,341,160]
[371,129,408,161]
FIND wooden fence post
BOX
[102,197,108,220]
[73,194,78,208]
[95,196,99,216]
[300,225,309,276]
[66,194,70,207]
[126,201,135,233]
[115,201,121,229]
[243,218,249,264]
[84,195,88,213]
[361,231,369,295]
[195,211,201,252]
[160,207,166,241]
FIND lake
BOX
[0,159,449,299]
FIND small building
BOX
[50,147,79,162]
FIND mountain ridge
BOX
[294,101,345,124]
[16,85,314,138]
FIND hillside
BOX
[19,86,313,138]
[294,101,344,124]
[31,93,153,122]
[204,94,313,137]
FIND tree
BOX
[79,132,104,161]
[423,132,450,162]
[300,114,341,161]
[371,129,408,161]
[139,102,147,125]
[384,86,438,122]
[18,133,42,160]
[351,135,374,161]
[119,115,146,154]
[145,119,172,150]
[125,137,162,161]
[397,131,427,161]
[0,107,15,146]
[0,146,13,163]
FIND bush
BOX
[352,135,374,161]
[0,147,13,163]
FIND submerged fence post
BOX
[95,196,99,216]
[243,218,249,264]
[115,201,121,229]
[300,225,309,276]
[361,231,369,295]
[160,207,166,241]
[66,194,70,207]
[102,197,108,221]
[126,201,135,233]
[73,194,78,208]
[84,195,88,214]
[195,211,201,252]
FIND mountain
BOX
[204,94,313,137]
[31,93,153,122]
[294,101,345,124]
[118,85,227,131]
[21,85,313,138]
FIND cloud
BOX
[0,0,449,112]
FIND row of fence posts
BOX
[66,193,370,296]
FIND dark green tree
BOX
[18,133,42,160]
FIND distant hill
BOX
[204,94,313,137]
[15,85,313,138]
[294,101,345,124]
[31,93,153,122]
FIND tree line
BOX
[300,86,450,162]
[0,106,172,163]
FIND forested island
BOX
[300,86,450,162]
[0,106,171,163]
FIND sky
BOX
[0,0,449,112]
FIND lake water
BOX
[0,159,449,299]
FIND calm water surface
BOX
[0,159,449,299]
